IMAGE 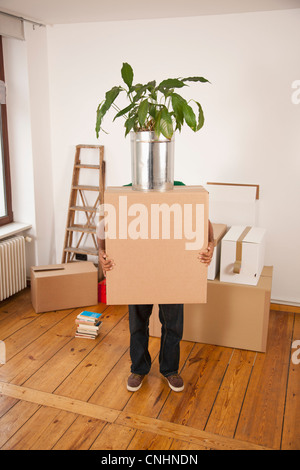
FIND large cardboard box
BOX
[207,223,227,280]
[31,262,98,313]
[149,266,273,352]
[220,225,266,286]
[104,186,209,305]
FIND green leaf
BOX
[124,116,136,137]
[146,80,156,91]
[95,86,122,137]
[182,102,197,131]
[113,102,136,121]
[121,63,134,88]
[95,100,105,138]
[130,83,143,92]
[148,104,157,119]
[138,99,149,127]
[171,93,185,128]
[158,78,186,90]
[160,108,174,139]
[193,100,205,130]
[182,76,210,83]
[131,83,149,103]
[154,110,162,138]
[105,86,122,107]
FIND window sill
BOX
[0,222,32,241]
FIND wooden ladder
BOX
[62,144,105,264]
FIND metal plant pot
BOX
[131,131,174,191]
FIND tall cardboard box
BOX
[220,225,266,286]
[31,262,98,313]
[207,223,227,280]
[149,266,273,352]
[104,186,209,305]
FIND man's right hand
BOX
[99,249,115,276]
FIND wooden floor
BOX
[0,288,299,450]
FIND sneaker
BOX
[127,373,145,392]
[165,374,184,392]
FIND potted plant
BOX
[96,63,209,191]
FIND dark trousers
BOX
[128,304,183,377]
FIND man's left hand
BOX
[198,242,214,266]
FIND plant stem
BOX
[112,103,128,120]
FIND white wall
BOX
[46,9,300,304]
[3,22,56,270]
[4,9,300,304]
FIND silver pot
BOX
[131,131,174,191]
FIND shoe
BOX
[165,374,184,392]
[127,373,145,392]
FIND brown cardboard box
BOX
[31,261,98,313]
[149,266,273,352]
[220,225,266,286]
[104,185,209,305]
[207,223,227,280]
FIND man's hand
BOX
[198,241,214,266]
[99,249,115,276]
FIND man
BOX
[98,204,214,393]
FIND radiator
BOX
[0,236,27,301]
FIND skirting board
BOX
[271,303,300,314]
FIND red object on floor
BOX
[98,279,106,304]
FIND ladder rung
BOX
[70,205,98,213]
[76,145,103,149]
[75,164,100,169]
[67,226,96,233]
[72,185,99,191]
[64,247,98,256]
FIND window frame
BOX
[0,35,13,227]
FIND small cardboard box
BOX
[220,225,266,286]
[31,262,98,313]
[104,185,209,305]
[149,266,273,352]
[207,223,227,280]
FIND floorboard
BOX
[0,288,299,450]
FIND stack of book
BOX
[75,310,102,339]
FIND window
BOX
[0,35,13,226]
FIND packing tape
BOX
[233,226,252,274]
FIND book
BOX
[75,310,103,340]
[75,319,101,328]
[77,311,102,322]
[77,323,102,333]
[75,332,96,339]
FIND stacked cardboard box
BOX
[220,225,266,286]
[149,266,273,352]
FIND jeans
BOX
[128,304,183,377]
